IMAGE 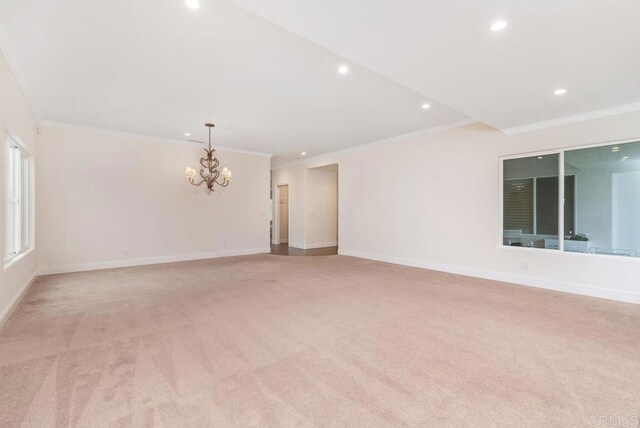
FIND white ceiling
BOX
[1,0,639,164]
[0,0,467,165]
[228,0,640,131]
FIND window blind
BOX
[536,176,558,235]
[503,179,534,234]
[535,176,575,235]
[563,176,575,236]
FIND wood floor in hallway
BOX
[270,244,338,256]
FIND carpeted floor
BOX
[1,254,639,427]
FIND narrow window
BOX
[4,135,30,262]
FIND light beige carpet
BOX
[0,254,639,427]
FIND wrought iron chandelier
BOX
[185,123,232,192]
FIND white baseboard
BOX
[38,247,272,276]
[0,272,38,330]
[288,242,305,249]
[338,249,640,305]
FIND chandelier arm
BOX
[189,177,206,186]
[214,178,229,187]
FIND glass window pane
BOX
[503,154,559,248]
[5,143,15,258]
[565,141,640,257]
[21,155,29,250]
[4,138,30,261]
[12,145,22,254]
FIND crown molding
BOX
[501,101,640,135]
[271,118,478,170]
[38,120,274,158]
[0,20,41,121]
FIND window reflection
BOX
[565,141,640,257]
[503,154,561,248]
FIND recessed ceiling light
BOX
[185,0,201,9]
[621,156,629,161]
[612,146,620,152]
[301,152,307,156]
[538,156,544,159]
[553,88,567,96]
[184,132,191,137]
[338,65,349,74]
[421,103,431,110]
[490,20,508,32]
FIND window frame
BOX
[4,130,32,265]
[498,137,640,260]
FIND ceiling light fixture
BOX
[553,88,568,96]
[338,65,349,74]
[301,152,307,156]
[621,156,629,161]
[185,0,201,9]
[612,146,620,152]
[538,156,544,159]
[184,132,191,137]
[490,20,508,32]
[185,123,232,192]
[421,103,431,110]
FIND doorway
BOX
[277,184,289,244]
[304,163,339,251]
[271,164,339,257]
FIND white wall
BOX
[37,125,271,273]
[304,167,338,248]
[0,48,38,323]
[272,111,640,303]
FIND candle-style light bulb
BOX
[222,167,232,180]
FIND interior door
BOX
[278,185,289,243]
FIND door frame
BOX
[273,183,290,245]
